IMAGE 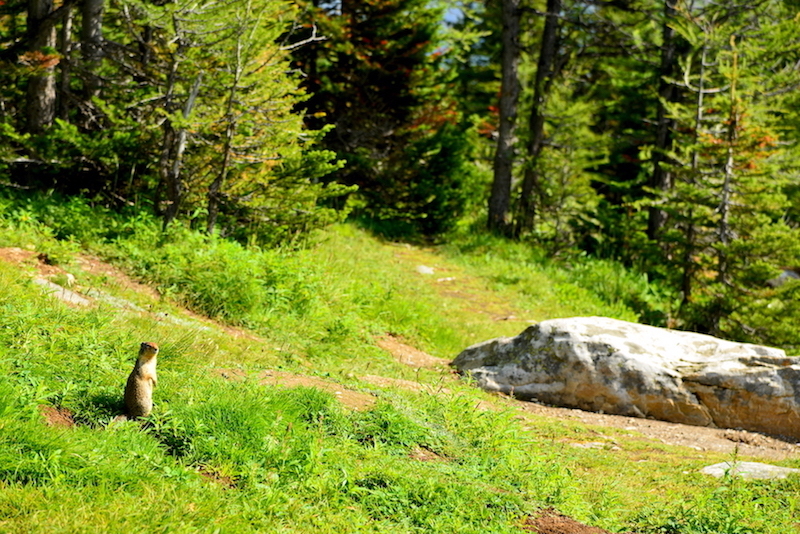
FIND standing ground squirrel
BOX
[124,342,159,419]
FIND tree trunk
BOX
[207,52,241,235]
[58,5,73,120]
[487,0,521,236]
[160,61,202,229]
[516,0,561,236]
[679,46,708,309]
[25,0,57,133]
[647,0,679,241]
[717,37,739,293]
[80,0,104,127]
[206,119,234,235]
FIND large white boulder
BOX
[452,317,800,439]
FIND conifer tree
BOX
[290,0,474,235]
[660,2,800,339]
[23,0,58,133]
[0,0,344,243]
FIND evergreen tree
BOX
[516,0,563,236]
[0,0,345,243]
[660,1,800,340]
[291,0,475,236]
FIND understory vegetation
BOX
[0,191,798,533]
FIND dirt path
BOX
[381,244,800,461]
[513,396,798,461]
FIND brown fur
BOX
[124,342,159,419]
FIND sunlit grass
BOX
[0,192,798,533]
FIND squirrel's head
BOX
[139,342,159,358]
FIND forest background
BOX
[2,0,800,350]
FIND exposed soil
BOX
[0,247,260,339]
[0,247,62,277]
[512,396,799,461]
[76,254,161,300]
[390,245,526,322]
[368,329,799,462]
[409,446,447,462]
[360,374,452,395]
[198,466,237,489]
[522,508,632,534]
[385,244,800,462]
[374,333,450,368]
[259,370,377,411]
[213,368,378,411]
[39,405,75,428]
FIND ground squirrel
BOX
[124,342,159,419]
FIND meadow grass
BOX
[0,191,798,533]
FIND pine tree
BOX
[1,0,345,243]
[660,1,800,340]
[290,0,475,235]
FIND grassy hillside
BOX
[0,192,798,533]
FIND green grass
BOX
[0,191,798,533]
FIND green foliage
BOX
[291,0,474,237]
[0,0,346,244]
[0,263,569,531]
[355,122,482,237]
[633,468,800,534]
[568,257,675,326]
[352,401,440,452]
[517,88,607,252]
[655,4,800,338]
[443,228,667,324]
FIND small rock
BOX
[33,278,92,307]
[571,442,619,450]
[701,461,800,480]
[416,265,435,275]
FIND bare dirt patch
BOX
[258,370,376,411]
[513,397,799,461]
[390,244,526,322]
[0,247,37,265]
[360,374,451,395]
[1,247,260,339]
[409,446,446,462]
[198,467,237,489]
[522,508,633,534]
[213,368,377,411]
[77,254,161,300]
[78,255,261,340]
[39,405,75,428]
[212,368,249,382]
[375,334,450,368]
[0,247,65,279]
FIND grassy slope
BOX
[0,199,798,533]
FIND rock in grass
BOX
[452,316,800,439]
[702,461,800,480]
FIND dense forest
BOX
[2,0,800,348]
